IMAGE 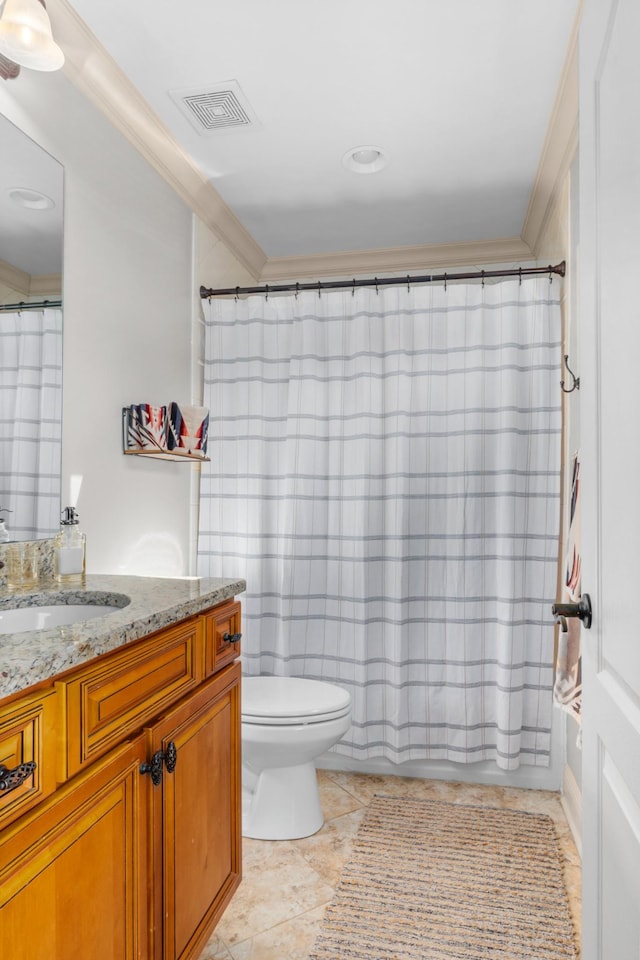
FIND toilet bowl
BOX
[241,676,352,840]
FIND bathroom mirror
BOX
[0,113,63,541]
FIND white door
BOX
[579,0,640,957]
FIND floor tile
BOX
[226,906,327,960]
[293,807,366,886]
[215,841,333,946]
[316,769,364,820]
[199,933,235,960]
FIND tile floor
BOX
[202,769,582,960]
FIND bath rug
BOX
[309,795,579,960]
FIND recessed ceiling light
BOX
[7,187,55,210]
[342,145,388,174]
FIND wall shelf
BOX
[123,449,209,463]
[122,405,210,462]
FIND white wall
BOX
[0,68,194,575]
[0,68,254,577]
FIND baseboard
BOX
[560,763,582,857]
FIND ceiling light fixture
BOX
[0,0,64,77]
[8,186,55,209]
[342,145,388,175]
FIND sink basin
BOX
[0,602,124,635]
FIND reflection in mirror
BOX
[0,114,63,542]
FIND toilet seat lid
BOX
[242,676,351,725]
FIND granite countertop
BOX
[0,574,246,701]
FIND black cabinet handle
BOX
[0,761,36,795]
[223,632,242,644]
[140,742,178,786]
[164,741,177,774]
[140,750,164,786]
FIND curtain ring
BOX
[549,265,553,284]
[234,286,240,301]
[265,284,270,301]
[317,281,322,298]
[444,273,447,292]
[352,278,356,297]
[481,270,485,288]
[518,267,522,286]
[406,274,411,293]
[375,277,379,295]
[295,282,300,299]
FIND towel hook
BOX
[560,354,580,393]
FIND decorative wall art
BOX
[122,403,209,461]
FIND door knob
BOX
[551,593,592,629]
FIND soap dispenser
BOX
[55,506,86,583]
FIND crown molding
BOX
[49,0,266,281]
[0,261,62,298]
[259,237,534,282]
[30,273,63,297]
[521,1,581,257]
[0,259,30,295]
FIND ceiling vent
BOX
[170,80,259,135]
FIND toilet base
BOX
[242,761,324,840]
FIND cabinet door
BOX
[0,734,149,960]
[147,661,241,960]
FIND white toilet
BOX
[241,676,352,840]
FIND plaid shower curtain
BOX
[0,307,62,540]
[198,278,561,769]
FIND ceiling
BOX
[63,0,579,263]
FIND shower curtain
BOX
[0,307,63,539]
[198,278,561,770]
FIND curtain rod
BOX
[200,261,565,299]
[0,299,62,312]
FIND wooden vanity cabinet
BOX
[0,734,150,960]
[0,599,242,960]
